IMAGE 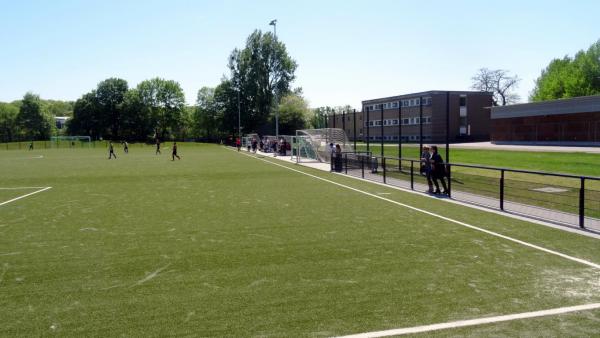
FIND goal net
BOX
[294,128,353,163]
[49,136,92,148]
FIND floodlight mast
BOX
[269,19,278,139]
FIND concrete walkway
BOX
[243,148,600,235]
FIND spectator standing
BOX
[430,145,448,195]
[420,145,433,193]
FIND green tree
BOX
[213,79,238,137]
[16,92,54,140]
[0,102,20,142]
[96,78,129,138]
[68,91,101,138]
[43,100,74,117]
[276,93,310,134]
[194,86,220,140]
[120,88,153,141]
[228,30,297,133]
[531,39,600,101]
[137,78,186,140]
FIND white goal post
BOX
[49,136,92,148]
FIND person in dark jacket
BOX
[420,145,434,193]
[430,145,448,195]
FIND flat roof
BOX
[362,90,493,104]
[491,95,600,119]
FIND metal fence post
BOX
[344,154,348,175]
[500,169,505,211]
[361,156,364,178]
[447,164,452,198]
[579,177,585,229]
[410,160,414,190]
[383,157,387,184]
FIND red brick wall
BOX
[491,111,600,143]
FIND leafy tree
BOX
[120,89,153,141]
[68,91,101,138]
[194,86,220,139]
[530,40,600,101]
[276,93,310,134]
[137,78,186,140]
[213,79,238,136]
[471,68,520,106]
[96,78,128,138]
[43,100,74,117]
[16,92,54,140]
[228,30,297,133]
[0,102,19,142]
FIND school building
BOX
[327,90,493,143]
[490,95,600,145]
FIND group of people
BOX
[329,142,344,172]
[107,139,180,161]
[240,137,289,156]
[420,145,448,195]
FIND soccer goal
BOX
[50,136,92,148]
[293,128,354,163]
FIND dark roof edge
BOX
[362,90,493,104]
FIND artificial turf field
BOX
[1,144,599,337]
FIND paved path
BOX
[245,149,600,234]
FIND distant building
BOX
[490,95,600,145]
[327,90,493,143]
[54,116,69,129]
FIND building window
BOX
[459,96,467,107]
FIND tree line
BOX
[1,29,324,143]
[3,34,598,143]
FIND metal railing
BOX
[338,153,600,232]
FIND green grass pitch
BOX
[1,144,599,337]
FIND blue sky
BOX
[1,0,598,108]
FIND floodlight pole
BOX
[353,109,357,151]
[398,103,402,160]
[419,96,423,157]
[270,19,279,139]
[237,88,241,140]
[366,106,370,152]
[380,105,384,157]
[446,91,450,164]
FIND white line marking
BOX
[238,152,600,270]
[131,264,171,287]
[0,187,48,190]
[0,187,52,207]
[0,252,21,256]
[336,303,600,337]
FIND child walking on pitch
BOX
[172,142,181,161]
[108,141,117,159]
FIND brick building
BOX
[490,95,600,145]
[327,90,493,143]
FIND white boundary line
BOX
[0,187,48,190]
[0,187,52,207]
[336,303,600,337]
[237,151,600,270]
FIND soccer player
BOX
[28,141,34,151]
[155,138,161,155]
[123,141,129,153]
[108,141,117,159]
[172,142,181,161]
